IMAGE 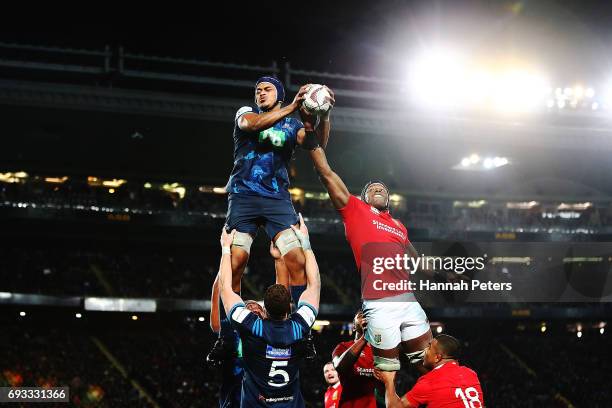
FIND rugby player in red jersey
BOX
[331,310,381,408]
[374,335,485,408]
[305,145,433,374]
[323,362,342,408]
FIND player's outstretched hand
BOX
[291,84,310,110]
[324,85,335,108]
[220,227,236,249]
[269,241,282,260]
[290,213,311,251]
[373,368,396,384]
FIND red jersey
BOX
[331,340,377,408]
[338,195,411,300]
[405,362,484,408]
[324,383,342,408]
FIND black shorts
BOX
[225,194,299,239]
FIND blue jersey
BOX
[229,301,318,407]
[219,319,244,408]
[228,106,304,200]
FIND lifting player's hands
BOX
[220,227,236,249]
[269,241,282,260]
[290,213,312,251]
[373,368,396,385]
[355,316,368,341]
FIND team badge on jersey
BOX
[265,345,292,359]
[259,128,287,147]
[374,334,382,345]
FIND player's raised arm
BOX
[209,274,221,333]
[291,214,320,310]
[333,315,368,376]
[309,146,351,209]
[237,84,310,132]
[218,228,244,315]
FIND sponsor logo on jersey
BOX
[259,394,295,403]
[356,367,375,377]
[370,206,380,215]
[265,345,292,359]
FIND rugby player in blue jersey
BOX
[218,214,321,408]
[208,76,333,364]
[210,275,266,407]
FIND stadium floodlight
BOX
[540,324,547,333]
[408,47,467,107]
[483,158,494,169]
[436,325,443,334]
[491,70,550,113]
[601,327,605,335]
[585,87,595,98]
[198,316,205,322]
[75,313,82,319]
[132,315,139,321]
[19,311,26,317]
[469,154,480,164]
[461,158,471,167]
[577,331,582,338]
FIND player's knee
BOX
[275,229,303,258]
[232,231,253,254]
[373,356,401,372]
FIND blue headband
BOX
[255,76,285,106]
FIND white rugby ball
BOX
[303,84,333,115]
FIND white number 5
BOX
[455,387,482,408]
[268,361,290,387]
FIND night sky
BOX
[3,0,612,81]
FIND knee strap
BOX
[405,349,426,364]
[275,229,302,256]
[373,356,401,372]
[232,231,253,254]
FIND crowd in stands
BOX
[2,321,609,407]
[0,246,362,306]
[2,176,612,235]
[0,326,149,408]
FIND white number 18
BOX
[455,387,482,408]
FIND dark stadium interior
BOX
[3,1,612,407]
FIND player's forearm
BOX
[218,252,235,314]
[315,116,330,149]
[335,337,367,374]
[309,146,334,177]
[310,147,350,209]
[243,103,298,132]
[301,249,321,305]
[383,381,404,408]
[210,274,221,333]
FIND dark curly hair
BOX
[264,284,292,320]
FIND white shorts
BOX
[362,292,430,350]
